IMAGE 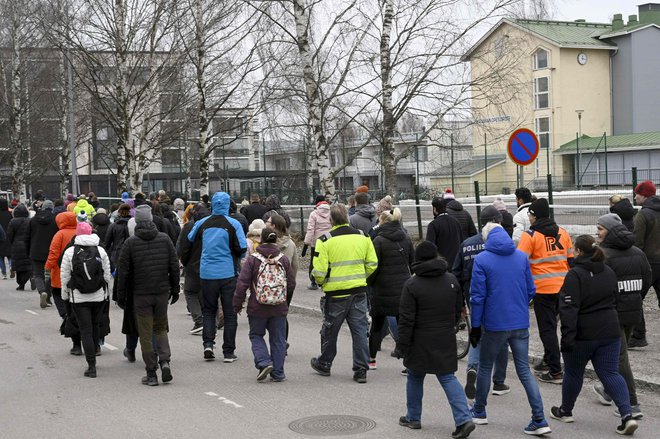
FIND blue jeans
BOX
[318,292,369,371]
[248,315,287,379]
[561,338,631,417]
[201,278,237,355]
[467,340,509,384]
[0,256,10,275]
[474,329,545,420]
[406,369,472,426]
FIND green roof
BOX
[512,19,615,49]
[556,132,660,155]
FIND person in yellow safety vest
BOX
[310,203,378,384]
[73,196,96,219]
[518,198,574,385]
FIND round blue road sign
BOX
[507,128,540,166]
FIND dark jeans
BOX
[533,294,561,374]
[317,292,369,372]
[184,288,202,326]
[632,262,660,340]
[369,314,398,359]
[618,325,638,406]
[72,301,105,364]
[52,287,67,318]
[31,260,49,296]
[561,338,631,417]
[248,315,287,379]
[133,294,171,371]
[201,278,237,355]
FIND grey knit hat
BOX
[134,204,153,222]
[480,205,502,224]
[42,200,54,211]
[597,213,622,231]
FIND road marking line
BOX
[204,392,242,408]
[205,392,218,397]
[25,310,38,315]
[104,343,118,351]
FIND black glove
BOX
[301,244,308,257]
[64,299,72,316]
[393,346,405,359]
[169,292,179,305]
[469,326,482,348]
[116,299,126,310]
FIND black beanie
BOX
[480,205,502,224]
[415,241,438,261]
[528,198,550,219]
[314,194,327,205]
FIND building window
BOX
[533,49,549,69]
[534,77,549,109]
[535,117,550,149]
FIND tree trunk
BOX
[293,0,336,198]
[194,0,211,197]
[9,43,25,201]
[380,0,397,199]
[114,0,131,195]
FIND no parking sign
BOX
[507,128,540,166]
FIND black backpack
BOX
[69,245,105,294]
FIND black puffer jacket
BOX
[633,196,660,264]
[601,223,652,327]
[610,199,636,232]
[397,257,462,375]
[0,199,12,258]
[25,209,58,261]
[367,221,414,316]
[92,212,111,246]
[7,205,32,271]
[559,256,620,352]
[446,200,477,238]
[116,221,179,303]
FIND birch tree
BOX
[357,0,523,198]
[49,0,185,195]
[176,0,264,197]
[0,0,45,200]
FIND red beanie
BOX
[635,180,656,198]
[356,185,369,193]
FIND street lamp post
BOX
[575,109,584,189]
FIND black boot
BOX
[84,360,97,378]
[160,361,173,383]
[70,344,83,356]
[141,370,158,386]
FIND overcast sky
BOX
[555,0,640,24]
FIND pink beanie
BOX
[76,222,92,236]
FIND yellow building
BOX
[456,18,616,193]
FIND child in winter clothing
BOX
[245,219,265,259]
[303,196,332,289]
[233,228,296,382]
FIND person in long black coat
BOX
[7,205,33,290]
[366,208,413,366]
[25,200,59,306]
[0,198,13,278]
[609,195,636,233]
[91,209,111,246]
[396,241,474,436]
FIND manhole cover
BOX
[289,415,376,436]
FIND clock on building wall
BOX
[577,52,588,65]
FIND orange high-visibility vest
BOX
[517,227,574,294]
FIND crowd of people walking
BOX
[1,179,658,438]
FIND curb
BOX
[289,303,660,392]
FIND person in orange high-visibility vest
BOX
[518,198,573,385]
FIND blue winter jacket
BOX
[470,226,536,332]
[188,192,247,280]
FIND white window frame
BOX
[534,77,550,109]
[535,117,551,149]
[533,48,549,70]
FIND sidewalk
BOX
[289,270,660,391]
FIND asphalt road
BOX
[1,281,659,439]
